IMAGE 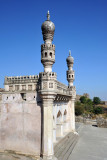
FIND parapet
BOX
[5,75,39,85]
[41,44,55,51]
[39,72,57,80]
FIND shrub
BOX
[75,102,84,116]
[84,104,93,113]
[93,106,103,114]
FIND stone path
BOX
[70,124,107,160]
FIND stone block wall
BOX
[0,92,41,156]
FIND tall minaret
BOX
[41,11,55,72]
[66,50,76,132]
[40,11,57,160]
[66,50,75,87]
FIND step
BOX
[56,135,76,159]
[54,132,74,153]
[54,132,79,160]
[55,134,75,157]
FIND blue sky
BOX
[0,0,107,100]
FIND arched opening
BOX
[57,110,62,118]
[50,52,52,58]
[45,52,47,57]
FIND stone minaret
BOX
[66,50,75,87]
[66,50,76,132]
[41,10,55,72]
[39,11,57,160]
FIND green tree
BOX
[87,98,93,105]
[93,106,103,114]
[93,97,101,105]
[80,96,87,104]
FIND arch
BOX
[50,52,52,58]
[45,52,47,57]
[64,109,67,115]
[57,110,62,118]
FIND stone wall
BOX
[0,92,41,156]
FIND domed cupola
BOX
[66,50,74,70]
[41,11,55,44]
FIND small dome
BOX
[66,50,74,64]
[41,11,55,42]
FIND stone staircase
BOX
[54,132,79,160]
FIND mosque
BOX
[0,11,76,160]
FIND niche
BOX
[57,110,62,118]
[20,93,26,101]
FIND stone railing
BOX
[4,75,39,85]
[56,81,75,96]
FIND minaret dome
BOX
[41,11,55,44]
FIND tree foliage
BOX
[93,97,101,105]
[75,101,84,116]
[80,96,87,104]
[93,106,103,114]
[75,96,103,116]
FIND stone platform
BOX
[70,124,107,160]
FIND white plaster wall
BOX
[0,92,41,156]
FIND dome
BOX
[66,50,74,64]
[41,11,55,42]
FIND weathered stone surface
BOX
[0,152,38,160]
[0,92,41,156]
[70,124,107,160]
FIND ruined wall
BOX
[0,92,41,156]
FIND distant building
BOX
[83,93,90,99]
[105,101,107,105]
[76,93,90,102]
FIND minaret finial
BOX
[47,10,50,20]
[69,50,71,56]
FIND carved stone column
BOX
[53,104,57,143]
[41,95,56,160]
[70,97,76,132]
[39,72,57,160]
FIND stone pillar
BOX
[13,84,15,91]
[70,98,75,132]
[41,95,57,160]
[19,85,22,91]
[26,84,28,91]
[53,104,57,143]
